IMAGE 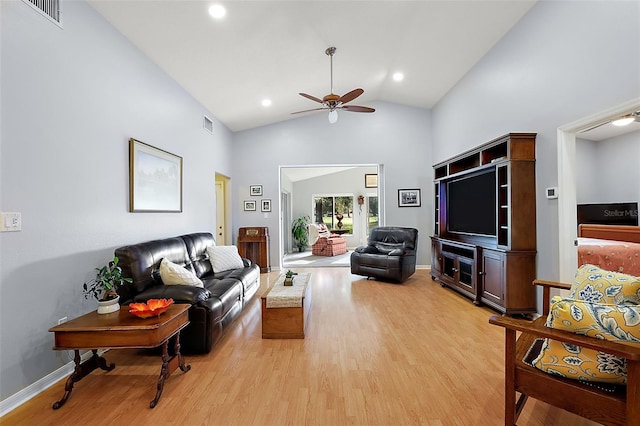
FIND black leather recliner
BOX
[350,226,418,283]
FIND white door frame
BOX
[556,97,640,282]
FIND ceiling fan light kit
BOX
[611,115,635,126]
[292,46,375,124]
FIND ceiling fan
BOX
[292,46,375,123]
[581,110,640,132]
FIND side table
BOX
[48,303,191,409]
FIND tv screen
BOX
[447,170,496,236]
[577,202,638,226]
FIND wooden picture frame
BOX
[250,185,263,196]
[365,174,378,188]
[261,199,272,212]
[398,189,421,207]
[129,138,182,212]
[244,200,256,211]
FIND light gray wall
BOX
[576,131,640,204]
[432,0,640,282]
[575,138,599,202]
[290,166,378,249]
[232,101,432,268]
[0,1,233,401]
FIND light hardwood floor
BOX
[3,268,599,425]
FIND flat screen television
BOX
[577,202,638,226]
[447,169,496,236]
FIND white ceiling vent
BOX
[203,115,214,134]
[23,0,62,27]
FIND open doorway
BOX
[215,173,230,245]
[557,98,640,281]
[279,164,383,268]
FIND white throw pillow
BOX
[207,245,244,273]
[159,258,204,288]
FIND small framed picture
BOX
[398,189,421,207]
[365,174,378,188]
[250,185,263,196]
[261,199,272,212]
[244,200,256,211]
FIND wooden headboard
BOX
[578,224,640,243]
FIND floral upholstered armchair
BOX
[489,263,640,425]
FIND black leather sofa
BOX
[350,226,418,283]
[115,233,260,353]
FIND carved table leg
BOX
[150,332,190,408]
[52,350,115,409]
[174,330,191,374]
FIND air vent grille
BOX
[203,115,214,134]
[23,0,62,26]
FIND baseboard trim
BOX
[0,350,106,416]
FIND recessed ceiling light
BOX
[208,4,226,19]
[392,72,404,82]
[261,99,272,107]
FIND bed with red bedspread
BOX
[577,224,640,276]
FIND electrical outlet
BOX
[58,317,67,325]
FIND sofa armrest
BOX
[134,285,211,305]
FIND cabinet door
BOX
[430,239,442,278]
[457,256,476,294]
[442,252,458,284]
[481,250,505,307]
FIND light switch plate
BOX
[1,212,22,232]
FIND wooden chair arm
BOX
[533,279,572,291]
[533,279,572,315]
[489,315,640,361]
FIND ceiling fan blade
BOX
[341,105,375,113]
[339,88,364,104]
[299,93,323,103]
[291,107,326,115]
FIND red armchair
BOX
[308,223,347,256]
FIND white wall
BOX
[0,1,233,402]
[232,101,432,268]
[576,130,640,204]
[575,138,599,203]
[432,0,640,283]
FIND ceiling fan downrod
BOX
[326,47,336,97]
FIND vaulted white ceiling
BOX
[88,1,538,132]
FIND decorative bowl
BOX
[129,298,174,318]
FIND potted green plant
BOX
[291,215,310,252]
[284,269,298,286]
[82,256,133,314]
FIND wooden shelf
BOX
[431,133,537,315]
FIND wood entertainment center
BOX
[431,133,537,315]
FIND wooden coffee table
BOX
[261,273,312,339]
[48,303,191,409]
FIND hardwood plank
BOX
[1,269,599,425]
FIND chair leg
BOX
[628,359,639,420]
[504,328,518,426]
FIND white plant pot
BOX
[96,295,120,314]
